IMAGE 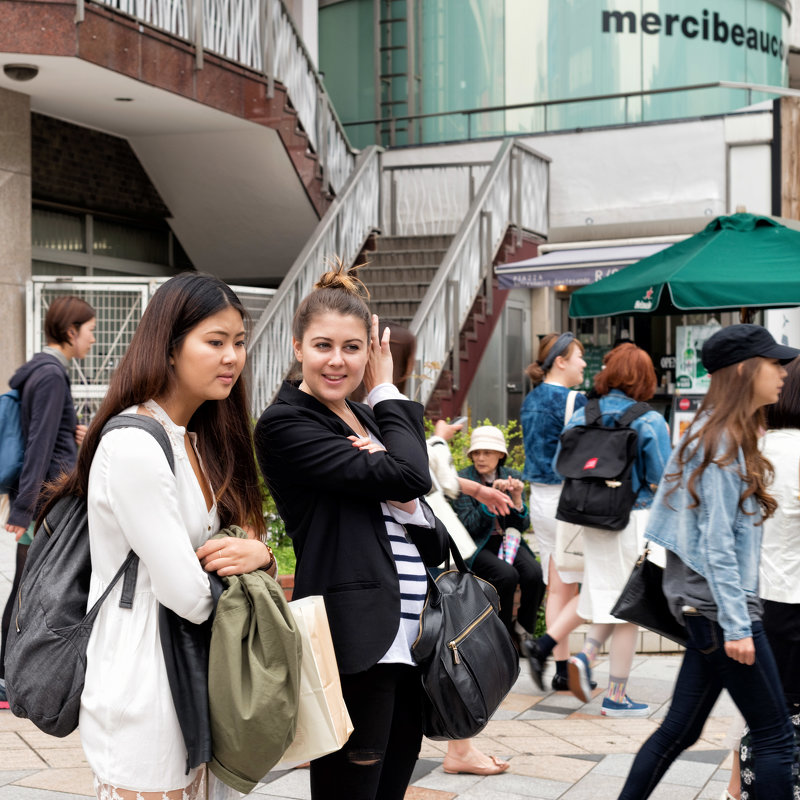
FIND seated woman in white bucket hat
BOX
[452,425,545,650]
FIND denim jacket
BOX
[646,414,762,640]
[521,383,587,484]
[555,389,672,508]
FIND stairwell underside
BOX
[0,1,332,281]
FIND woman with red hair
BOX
[558,343,671,717]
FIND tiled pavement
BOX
[0,530,736,800]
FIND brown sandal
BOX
[442,754,510,775]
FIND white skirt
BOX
[577,509,648,623]
[529,483,583,585]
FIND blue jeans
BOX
[618,615,794,800]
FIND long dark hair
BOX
[41,273,264,535]
[666,358,776,520]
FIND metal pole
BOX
[390,174,398,236]
[75,0,84,23]
[193,0,204,70]
[450,280,460,391]
[264,0,274,97]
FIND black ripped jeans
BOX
[310,663,422,800]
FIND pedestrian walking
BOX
[38,274,271,799]
[0,295,96,708]
[519,332,588,689]
[559,344,671,717]
[254,262,447,800]
[617,324,798,800]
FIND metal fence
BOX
[29,277,274,420]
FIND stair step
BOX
[359,265,438,283]
[368,283,429,300]
[368,300,421,318]
[373,235,454,251]
[367,250,448,267]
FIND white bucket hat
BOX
[467,425,508,457]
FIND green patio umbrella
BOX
[569,213,800,318]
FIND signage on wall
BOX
[601,8,788,61]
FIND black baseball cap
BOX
[701,324,800,374]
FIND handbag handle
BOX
[425,533,472,606]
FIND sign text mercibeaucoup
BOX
[602,8,788,61]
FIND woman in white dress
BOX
[39,273,273,800]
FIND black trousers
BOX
[471,535,545,634]
[310,662,422,800]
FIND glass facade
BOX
[319,0,790,147]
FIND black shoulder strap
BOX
[584,398,602,426]
[98,414,177,608]
[618,402,651,428]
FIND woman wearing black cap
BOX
[618,324,798,800]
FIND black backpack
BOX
[555,398,650,531]
[4,414,174,737]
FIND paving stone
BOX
[661,758,718,788]
[404,787,456,800]
[34,750,87,770]
[463,772,570,799]
[492,736,586,756]
[0,776,35,790]
[508,754,594,782]
[413,767,483,793]
[16,732,81,751]
[0,789,89,800]
[499,693,538,713]
[0,752,47,771]
[253,767,310,799]
[12,768,93,796]
[590,753,636,777]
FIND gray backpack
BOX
[3,414,174,737]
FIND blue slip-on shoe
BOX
[601,695,650,717]
[567,652,593,703]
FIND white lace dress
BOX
[80,401,218,795]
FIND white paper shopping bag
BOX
[276,596,353,768]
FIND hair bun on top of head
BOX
[314,258,370,300]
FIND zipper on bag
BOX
[447,605,492,665]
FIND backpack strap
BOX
[584,398,602,426]
[618,402,651,428]
[99,414,177,609]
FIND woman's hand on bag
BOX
[724,637,755,665]
[362,315,394,392]
[197,537,271,577]
[433,419,462,441]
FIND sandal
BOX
[442,754,510,775]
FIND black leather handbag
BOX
[411,535,520,740]
[611,543,688,646]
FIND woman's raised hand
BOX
[363,314,394,393]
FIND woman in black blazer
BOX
[254,264,447,800]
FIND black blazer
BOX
[255,381,447,674]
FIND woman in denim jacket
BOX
[559,344,671,717]
[618,324,798,800]
[520,332,587,689]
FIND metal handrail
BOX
[407,139,549,407]
[91,0,355,193]
[248,145,383,414]
[345,80,800,144]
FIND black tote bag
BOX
[611,544,688,647]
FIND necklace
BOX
[343,401,369,439]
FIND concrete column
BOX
[0,87,31,389]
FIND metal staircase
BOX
[248,139,550,416]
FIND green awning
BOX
[569,214,800,318]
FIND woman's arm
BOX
[8,369,68,529]
[639,413,672,488]
[102,429,213,624]
[695,460,753,643]
[452,484,494,541]
[256,400,431,502]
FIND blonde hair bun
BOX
[314,258,370,300]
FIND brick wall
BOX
[32,113,170,220]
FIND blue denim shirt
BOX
[646,414,762,640]
[521,383,587,483]
[556,389,672,508]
